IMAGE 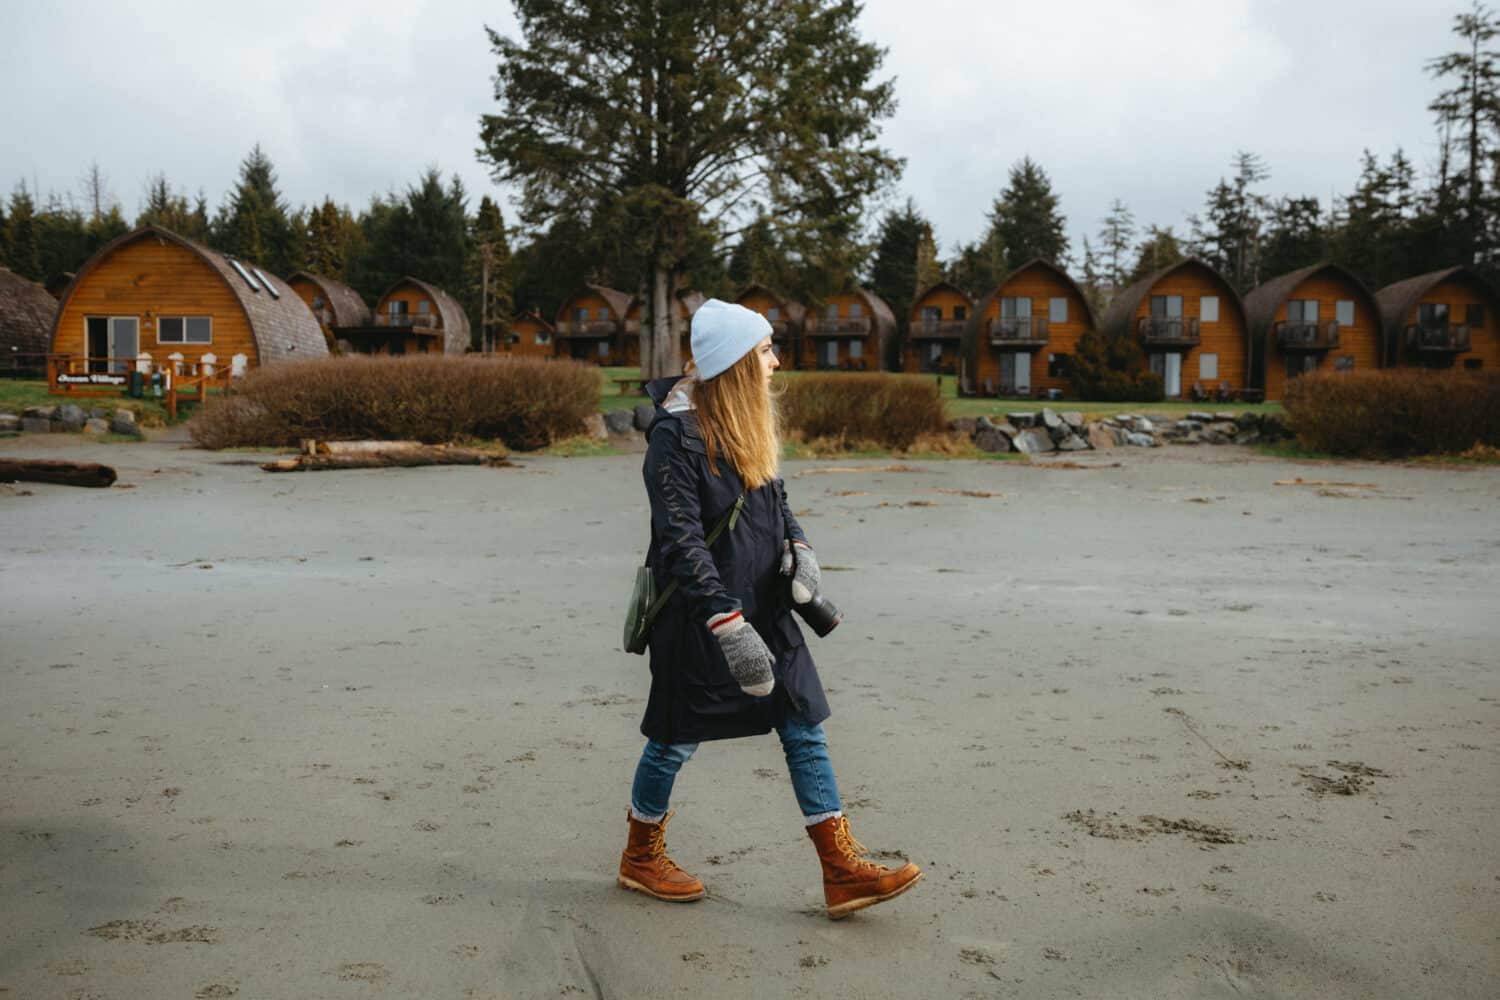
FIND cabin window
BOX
[819,340,837,367]
[1001,296,1031,318]
[1199,353,1219,380]
[1200,296,1220,322]
[927,343,942,362]
[953,305,967,320]
[825,303,839,320]
[597,307,609,321]
[1418,303,1449,326]
[252,268,279,298]
[849,302,863,318]
[849,340,863,359]
[1466,304,1485,328]
[157,316,212,345]
[921,305,941,330]
[1049,297,1068,324]
[228,258,261,291]
[1047,353,1070,378]
[389,300,408,316]
[767,307,779,321]
[1464,358,1483,370]
[418,301,430,314]
[536,330,551,345]
[1335,355,1354,372]
[1336,300,1355,326]
[1150,295,1182,318]
[1287,300,1318,322]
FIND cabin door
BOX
[1013,352,1031,394]
[1150,352,1182,397]
[819,340,837,369]
[87,316,138,372]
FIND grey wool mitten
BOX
[707,611,775,696]
[780,540,821,605]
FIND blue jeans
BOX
[630,717,841,823]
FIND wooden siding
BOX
[902,287,969,374]
[804,292,879,370]
[509,316,556,359]
[288,277,326,324]
[370,282,444,356]
[556,291,621,364]
[972,265,1093,395]
[1130,270,1247,398]
[1401,275,1500,370]
[52,238,258,365]
[1263,274,1381,400]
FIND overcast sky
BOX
[3,0,1467,266]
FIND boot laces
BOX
[833,817,883,871]
[649,812,681,872]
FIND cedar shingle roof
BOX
[289,271,373,328]
[0,266,58,357]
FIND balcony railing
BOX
[1138,316,1201,346]
[911,319,967,339]
[555,320,619,337]
[1406,323,1472,352]
[809,317,872,336]
[988,315,1049,346]
[1276,319,1341,351]
[375,312,441,330]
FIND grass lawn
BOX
[594,367,1286,421]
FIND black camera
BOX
[790,587,842,637]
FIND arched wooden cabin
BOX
[960,260,1096,397]
[554,285,632,365]
[902,282,972,375]
[508,309,557,359]
[1244,262,1382,400]
[802,287,895,371]
[341,277,469,356]
[1,266,58,376]
[49,224,326,382]
[1099,259,1249,400]
[735,285,805,369]
[1375,267,1500,371]
[288,272,372,331]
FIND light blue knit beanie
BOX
[690,299,772,380]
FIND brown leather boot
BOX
[806,815,922,919]
[618,810,706,902]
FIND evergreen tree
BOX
[728,217,788,290]
[138,173,206,237]
[479,0,900,379]
[303,198,345,278]
[946,237,1004,300]
[212,144,299,274]
[1328,150,1414,288]
[1128,226,1185,286]
[868,198,932,322]
[34,192,89,285]
[1260,196,1325,278]
[1068,327,1163,402]
[1078,235,1107,317]
[915,222,942,292]
[6,184,42,281]
[987,156,1070,272]
[1190,151,1269,291]
[1098,199,1135,288]
[470,195,513,351]
[1426,1,1500,265]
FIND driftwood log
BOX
[261,441,513,473]
[0,458,118,488]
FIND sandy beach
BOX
[2,436,1497,999]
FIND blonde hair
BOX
[691,349,780,489]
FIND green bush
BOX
[1283,369,1500,457]
[1068,329,1165,402]
[778,373,946,449]
[189,355,601,450]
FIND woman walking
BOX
[618,299,922,920]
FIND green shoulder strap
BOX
[641,493,745,625]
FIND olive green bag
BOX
[623,494,744,654]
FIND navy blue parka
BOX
[638,376,831,744]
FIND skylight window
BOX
[253,268,280,298]
[228,258,261,292]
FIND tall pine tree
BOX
[868,198,933,322]
[470,195,513,352]
[479,0,900,379]
[1426,1,1500,267]
[6,184,42,282]
[212,144,299,275]
[987,156,1070,272]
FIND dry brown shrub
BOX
[1283,368,1500,457]
[779,373,946,449]
[188,355,601,450]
